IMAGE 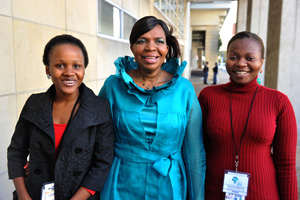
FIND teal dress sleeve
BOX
[182,92,206,200]
[98,80,107,98]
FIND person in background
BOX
[198,31,298,199]
[212,62,218,84]
[7,34,114,200]
[203,61,209,84]
[99,16,206,200]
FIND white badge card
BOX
[41,182,55,200]
[223,170,250,197]
[225,193,245,200]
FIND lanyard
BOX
[230,83,258,171]
[51,93,81,150]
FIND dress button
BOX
[75,148,83,154]
[33,142,41,149]
[34,168,42,174]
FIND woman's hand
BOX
[70,187,91,200]
[23,161,29,176]
[13,177,32,200]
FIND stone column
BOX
[205,25,219,82]
[236,0,248,32]
[265,0,300,126]
[191,42,200,69]
[183,1,191,79]
[249,0,270,85]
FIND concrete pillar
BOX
[205,25,219,81]
[249,0,269,85]
[191,42,200,69]
[183,1,191,79]
[264,0,282,90]
[198,49,203,69]
[236,0,248,32]
[265,0,300,126]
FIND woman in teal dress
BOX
[99,16,206,200]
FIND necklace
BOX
[137,68,162,90]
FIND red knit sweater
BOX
[198,78,298,199]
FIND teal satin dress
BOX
[99,56,206,200]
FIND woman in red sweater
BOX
[198,31,298,199]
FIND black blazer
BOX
[7,83,114,200]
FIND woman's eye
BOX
[247,57,255,61]
[156,40,165,44]
[56,64,64,69]
[74,65,81,69]
[136,39,146,44]
[230,56,237,60]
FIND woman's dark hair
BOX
[227,31,265,59]
[129,16,181,60]
[43,34,89,67]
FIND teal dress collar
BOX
[114,56,187,96]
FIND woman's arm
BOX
[182,92,206,200]
[70,187,91,200]
[8,96,33,199]
[79,99,114,192]
[272,95,298,199]
[13,177,32,200]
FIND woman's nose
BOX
[236,58,247,67]
[145,41,156,51]
[63,66,75,76]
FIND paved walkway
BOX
[189,69,300,197]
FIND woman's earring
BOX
[47,74,51,79]
[260,69,263,73]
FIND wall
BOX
[191,9,227,26]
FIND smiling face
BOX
[226,38,264,85]
[130,25,169,73]
[46,44,85,98]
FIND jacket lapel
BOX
[22,85,55,143]
[58,84,110,150]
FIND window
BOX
[154,0,185,35]
[98,0,137,40]
[123,12,136,40]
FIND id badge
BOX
[225,193,245,200]
[41,182,55,200]
[223,170,250,198]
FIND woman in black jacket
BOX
[7,34,114,200]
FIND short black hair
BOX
[227,31,265,59]
[129,16,181,60]
[43,34,89,67]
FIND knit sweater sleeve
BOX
[198,88,209,149]
[272,94,298,199]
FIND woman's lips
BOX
[234,70,249,78]
[62,80,76,86]
[143,56,159,64]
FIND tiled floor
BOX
[190,69,300,197]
